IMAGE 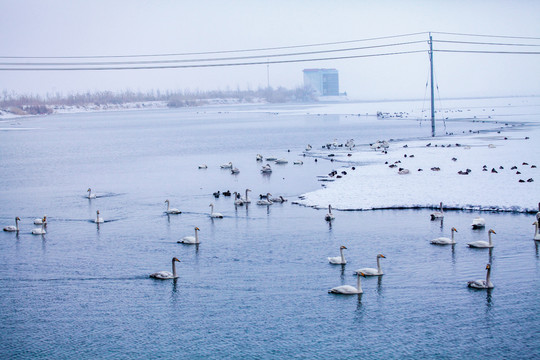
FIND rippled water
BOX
[1,101,539,358]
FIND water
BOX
[1,100,539,359]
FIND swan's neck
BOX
[451,230,455,240]
[166,202,170,211]
[356,274,362,292]
[488,232,492,245]
[172,259,177,278]
[535,223,539,236]
[15,218,19,231]
[377,257,382,273]
[340,248,345,263]
[195,229,199,243]
[210,205,214,214]
[245,190,249,201]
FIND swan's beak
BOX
[360,272,366,277]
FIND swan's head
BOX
[485,263,491,270]
[172,257,181,263]
[42,216,47,221]
[97,210,100,215]
[246,189,251,192]
[209,203,213,207]
[16,217,20,221]
[451,227,458,232]
[534,221,538,226]
[195,227,200,231]
[378,254,386,258]
[165,199,169,203]
[87,188,91,192]
[340,245,347,250]
[489,229,496,234]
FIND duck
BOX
[178,227,200,244]
[164,200,181,214]
[220,162,233,169]
[467,229,496,248]
[94,210,104,224]
[325,205,335,221]
[275,158,288,164]
[293,160,303,165]
[328,272,365,294]
[34,215,47,225]
[471,217,486,229]
[198,164,208,169]
[430,202,444,220]
[32,222,46,235]
[354,254,385,276]
[150,257,180,279]
[87,188,96,199]
[3,217,20,232]
[209,203,223,218]
[533,221,540,241]
[222,190,231,197]
[328,245,347,265]
[256,193,273,205]
[430,227,457,245]
[467,263,494,289]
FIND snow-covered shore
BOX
[295,98,540,213]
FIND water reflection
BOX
[535,241,539,258]
[339,264,346,279]
[376,276,383,294]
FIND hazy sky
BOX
[1,0,540,100]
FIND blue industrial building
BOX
[303,68,339,97]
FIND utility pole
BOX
[267,59,270,89]
[429,33,435,137]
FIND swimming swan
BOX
[94,210,104,224]
[87,188,96,199]
[467,229,496,248]
[533,221,540,241]
[467,263,494,289]
[328,245,347,265]
[150,257,180,279]
[257,193,273,205]
[165,200,181,214]
[3,217,20,232]
[220,162,233,169]
[328,272,365,294]
[32,222,46,235]
[431,227,458,245]
[430,202,444,220]
[34,216,47,225]
[471,217,486,229]
[325,205,335,221]
[354,254,385,276]
[241,189,251,203]
[209,203,223,218]
[178,227,200,244]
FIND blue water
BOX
[1,100,539,359]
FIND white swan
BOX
[325,205,335,221]
[150,257,180,279]
[471,217,486,229]
[328,272,365,294]
[468,263,494,289]
[261,164,272,173]
[178,227,200,244]
[198,164,208,169]
[220,162,233,169]
[467,229,496,248]
[209,203,223,218]
[430,202,444,220]
[34,216,47,225]
[94,210,104,224]
[354,254,385,276]
[328,245,347,265]
[3,217,20,232]
[87,188,96,199]
[430,227,458,245]
[257,193,273,205]
[233,192,245,206]
[533,221,540,241]
[241,189,251,203]
[231,166,240,174]
[165,200,181,214]
[305,144,312,151]
[32,222,46,235]
[256,154,263,161]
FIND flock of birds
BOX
[325,202,540,294]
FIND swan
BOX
[150,257,180,279]
[164,200,181,214]
[231,166,240,174]
[467,263,494,289]
[430,202,444,220]
[32,222,46,235]
[261,164,272,173]
[328,272,365,294]
[430,227,458,245]
[257,193,273,205]
[220,162,233,169]
[271,195,287,203]
[94,210,104,224]
[241,189,251,203]
[256,154,263,161]
[198,164,208,169]
[178,227,200,244]
[305,144,312,151]
[87,188,96,199]
[34,216,47,225]
[533,221,540,241]
[3,217,20,232]
[209,203,223,218]
[471,217,486,229]
[354,254,385,276]
[233,192,245,206]
[325,205,335,221]
[467,229,496,248]
[328,245,347,265]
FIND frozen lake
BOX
[1,99,539,358]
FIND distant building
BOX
[303,68,339,96]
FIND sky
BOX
[1,0,540,100]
